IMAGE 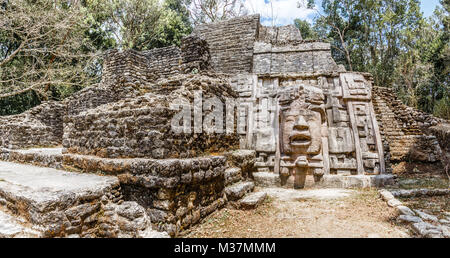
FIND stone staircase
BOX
[223,151,267,209]
[372,87,443,163]
[224,179,267,209]
[0,147,263,237]
[0,160,168,238]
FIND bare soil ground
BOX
[181,188,410,238]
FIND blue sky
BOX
[246,0,442,26]
[421,0,441,17]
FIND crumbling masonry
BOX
[0,15,448,238]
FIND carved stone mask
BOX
[279,85,325,157]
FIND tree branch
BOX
[0,39,26,67]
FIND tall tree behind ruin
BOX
[0,0,98,103]
[294,19,318,40]
[185,0,248,25]
[301,0,358,71]
[306,0,424,83]
[304,0,449,119]
[418,0,449,118]
[85,0,163,50]
[78,0,193,49]
[0,0,193,115]
[149,0,193,48]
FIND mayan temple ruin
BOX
[0,15,448,238]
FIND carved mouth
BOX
[290,131,311,146]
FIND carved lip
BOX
[290,131,311,146]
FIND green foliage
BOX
[83,0,163,50]
[0,0,99,115]
[81,1,118,51]
[294,19,318,40]
[83,0,192,50]
[434,96,450,119]
[0,0,193,115]
[0,91,41,116]
[148,0,193,48]
[304,0,449,119]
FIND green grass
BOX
[396,176,449,189]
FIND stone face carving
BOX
[231,72,387,184]
[278,85,326,188]
[259,73,386,188]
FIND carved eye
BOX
[285,116,295,122]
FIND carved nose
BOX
[294,116,309,130]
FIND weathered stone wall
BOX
[0,101,65,149]
[253,41,341,74]
[62,150,256,237]
[428,124,450,154]
[102,36,210,87]
[63,74,239,159]
[180,35,211,72]
[65,84,141,116]
[258,25,303,43]
[0,36,209,150]
[0,83,140,149]
[118,156,228,236]
[0,148,63,169]
[193,15,260,74]
[372,86,445,163]
[144,46,183,77]
[373,87,443,130]
[253,25,340,74]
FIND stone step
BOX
[225,181,255,201]
[0,209,42,238]
[224,167,242,186]
[318,174,396,188]
[0,161,119,237]
[0,161,169,238]
[1,147,63,169]
[256,167,271,172]
[238,192,267,209]
[253,172,281,187]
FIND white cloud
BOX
[244,0,316,26]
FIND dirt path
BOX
[182,188,410,238]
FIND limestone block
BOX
[239,192,267,209]
[415,210,439,223]
[0,210,41,238]
[379,189,396,202]
[225,182,255,201]
[328,127,355,153]
[224,168,242,186]
[253,172,281,187]
[397,215,423,224]
[0,161,165,238]
[276,25,302,42]
[396,206,416,216]
[412,222,443,238]
[373,175,396,187]
[253,41,272,54]
[387,199,403,207]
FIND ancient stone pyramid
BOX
[0,14,448,238]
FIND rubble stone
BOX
[239,192,267,209]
